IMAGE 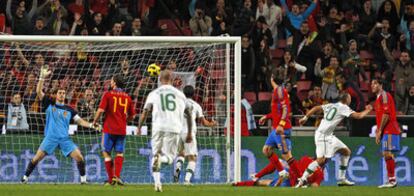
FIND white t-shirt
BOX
[144,85,190,133]
[181,98,204,134]
[316,102,354,135]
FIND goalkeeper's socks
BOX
[234,180,256,186]
[184,161,196,182]
[385,157,396,181]
[104,159,114,183]
[287,157,300,180]
[24,160,38,177]
[114,156,124,178]
[77,160,86,177]
[300,161,319,181]
[338,155,350,180]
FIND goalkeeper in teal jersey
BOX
[21,66,102,184]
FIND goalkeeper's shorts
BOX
[40,136,77,157]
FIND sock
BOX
[287,157,300,180]
[338,155,350,180]
[300,161,319,181]
[385,157,396,182]
[24,160,38,177]
[114,156,124,178]
[185,161,196,182]
[153,172,161,185]
[255,153,283,179]
[104,158,114,182]
[234,180,256,186]
[176,156,185,171]
[77,160,86,177]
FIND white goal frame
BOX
[0,35,242,183]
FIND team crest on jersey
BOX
[63,111,68,117]
[52,108,56,112]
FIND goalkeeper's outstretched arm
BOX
[74,116,102,131]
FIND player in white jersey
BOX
[138,70,192,192]
[173,85,217,185]
[295,93,372,188]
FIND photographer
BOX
[190,5,212,36]
[6,93,29,133]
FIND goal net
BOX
[0,36,241,184]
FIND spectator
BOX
[376,0,400,35]
[210,0,233,36]
[32,17,50,35]
[232,0,255,36]
[115,58,138,96]
[77,88,96,121]
[127,18,151,36]
[336,73,366,112]
[282,50,307,89]
[382,40,414,113]
[70,13,87,35]
[400,20,414,57]
[405,85,414,115]
[255,38,272,91]
[314,56,341,101]
[302,85,327,126]
[356,0,377,36]
[50,8,70,35]
[319,40,339,70]
[22,73,40,112]
[106,22,123,36]
[37,0,68,23]
[256,0,268,20]
[241,34,256,91]
[6,0,38,35]
[189,5,212,36]
[285,82,302,116]
[6,93,29,132]
[280,0,317,33]
[251,16,273,49]
[368,18,396,72]
[341,39,368,85]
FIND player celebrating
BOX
[173,85,217,185]
[21,66,101,184]
[93,75,135,186]
[233,156,324,188]
[295,93,372,188]
[255,72,299,182]
[371,78,401,188]
[138,70,192,192]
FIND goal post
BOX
[0,35,241,184]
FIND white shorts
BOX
[178,132,198,156]
[151,131,180,161]
[315,132,348,158]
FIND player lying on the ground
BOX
[233,156,324,187]
[174,85,217,185]
[295,93,372,188]
[21,66,102,184]
[93,75,136,186]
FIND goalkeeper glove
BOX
[89,123,102,132]
[39,65,51,80]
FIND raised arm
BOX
[302,0,317,19]
[28,0,38,20]
[6,0,12,22]
[280,0,291,15]
[36,65,51,100]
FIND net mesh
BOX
[0,40,235,184]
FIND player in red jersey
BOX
[253,71,301,184]
[233,156,324,188]
[371,78,401,188]
[93,75,136,185]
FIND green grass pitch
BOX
[0,184,413,196]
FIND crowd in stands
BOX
[1,0,414,134]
